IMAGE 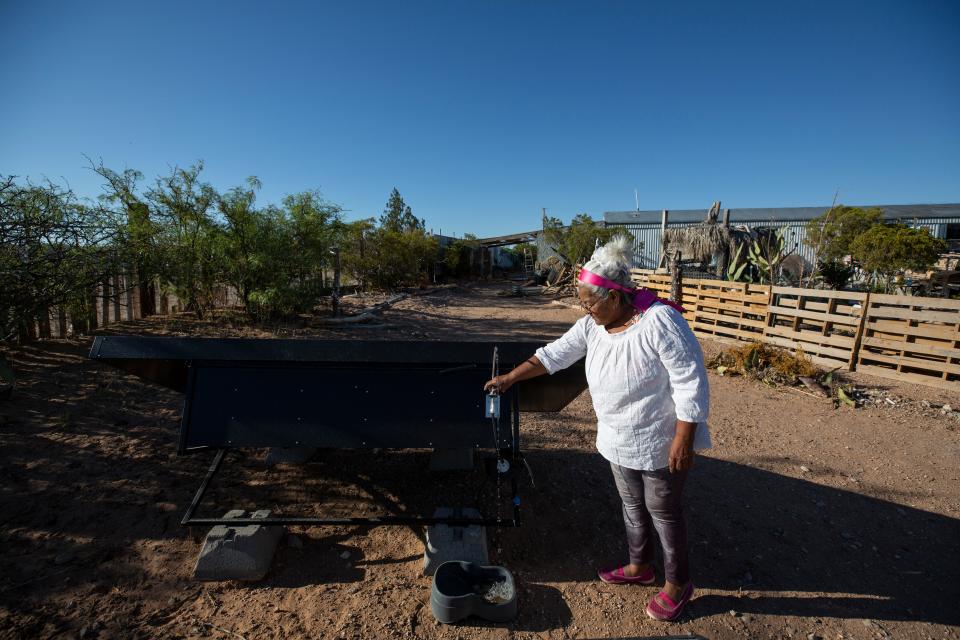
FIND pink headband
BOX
[578,269,685,314]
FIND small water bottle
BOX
[485,393,500,418]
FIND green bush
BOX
[366,228,439,289]
[340,222,439,290]
[805,205,884,263]
[850,224,946,292]
[816,259,856,290]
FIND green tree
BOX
[218,186,343,319]
[805,205,884,263]
[501,242,537,265]
[242,204,302,319]
[218,177,264,310]
[850,224,946,292]
[145,162,222,318]
[380,188,423,233]
[342,220,438,290]
[443,234,481,278]
[90,160,159,316]
[543,213,631,265]
[339,218,378,290]
[283,189,343,303]
[0,176,119,341]
[369,228,438,289]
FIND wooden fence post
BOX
[113,275,122,323]
[158,278,169,315]
[717,208,731,277]
[331,247,342,317]
[38,310,51,339]
[138,266,156,317]
[18,320,33,344]
[670,252,682,303]
[943,257,954,298]
[87,289,98,332]
[762,284,774,330]
[125,272,137,320]
[658,209,669,269]
[58,307,68,338]
[101,279,110,326]
[849,292,871,371]
[764,286,777,333]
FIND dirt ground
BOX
[2,283,959,640]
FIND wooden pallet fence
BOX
[687,280,771,344]
[634,269,960,389]
[763,287,868,370]
[630,270,673,298]
[630,271,696,322]
[856,294,960,389]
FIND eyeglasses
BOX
[578,297,605,314]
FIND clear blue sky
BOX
[2,1,958,237]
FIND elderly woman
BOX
[484,236,710,622]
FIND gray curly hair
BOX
[578,235,635,301]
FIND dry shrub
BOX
[709,341,820,386]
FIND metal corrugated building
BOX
[604,204,960,269]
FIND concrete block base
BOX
[193,510,283,581]
[423,507,489,576]
[429,448,474,471]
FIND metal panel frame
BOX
[88,336,586,413]
[177,360,517,452]
[88,337,585,529]
[179,391,524,528]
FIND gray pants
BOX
[610,463,690,585]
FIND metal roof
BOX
[476,230,539,247]
[604,203,960,225]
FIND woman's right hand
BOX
[483,374,514,394]
[483,355,545,395]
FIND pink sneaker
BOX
[645,582,695,621]
[597,564,656,585]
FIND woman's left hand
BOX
[669,421,697,473]
[668,436,694,472]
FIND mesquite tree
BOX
[90,161,158,317]
[0,176,120,342]
[144,162,222,318]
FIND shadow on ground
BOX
[509,449,960,627]
[2,336,959,637]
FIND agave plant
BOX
[748,228,792,284]
[727,243,752,282]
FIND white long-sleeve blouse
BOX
[534,302,711,471]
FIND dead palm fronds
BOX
[663,224,734,264]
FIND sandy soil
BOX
[1,283,958,640]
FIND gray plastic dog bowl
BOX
[430,561,518,624]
